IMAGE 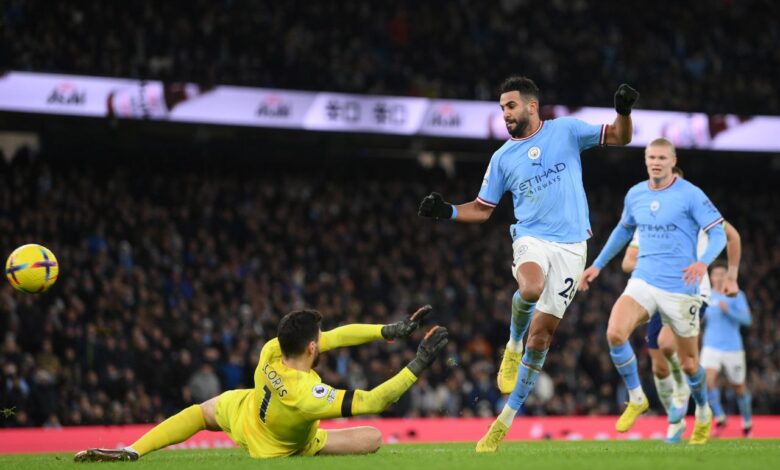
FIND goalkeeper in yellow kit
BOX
[75,305,447,461]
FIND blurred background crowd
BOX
[1,150,778,427]
[2,0,778,114]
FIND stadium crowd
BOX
[1,151,778,428]
[2,0,779,115]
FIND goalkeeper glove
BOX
[614,84,640,116]
[407,326,449,376]
[381,305,433,340]
[418,192,454,220]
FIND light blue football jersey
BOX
[703,290,751,351]
[477,117,607,243]
[620,177,724,294]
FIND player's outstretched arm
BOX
[579,223,635,291]
[319,305,433,353]
[381,304,433,340]
[604,84,639,146]
[723,221,742,296]
[299,327,449,420]
[418,192,494,223]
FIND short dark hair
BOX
[672,166,684,178]
[710,260,728,271]
[278,309,322,357]
[498,76,540,101]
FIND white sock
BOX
[654,375,675,414]
[628,386,646,404]
[506,339,524,354]
[497,405,517,427]
[668,354,685,389]
[695,404,712,423]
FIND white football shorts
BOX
[511,236,587,318]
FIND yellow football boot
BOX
[476,419,509,453]
[497,347,523,394]
[615,396,649,432]
[689,414,712,445]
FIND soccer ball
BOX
[5,244,59,293]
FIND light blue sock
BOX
[708,388,725,419]
[736,392,752,426]
[509,290,535,342]
[686,366,709,407]
[507,348,548,410]
[609,342,641,390]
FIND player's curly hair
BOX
[498,76,540,101]
[278,309,323,357]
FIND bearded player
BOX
[418,76,638,452]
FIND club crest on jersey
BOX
[528,146,542,160]
[312,384,329,399]
[650,200,660,212]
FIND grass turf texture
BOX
[2,440,779,470]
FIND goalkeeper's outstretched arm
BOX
[299,327,448,420]
[319,305,433,352]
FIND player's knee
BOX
[680,357,699,376]
[659,344,676,358]
[518,280,543,303]
[652,360,670,378]
[605,327,628,347]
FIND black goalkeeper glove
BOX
[418,192,454,220]
[614,84,640,116]
[381,305,433,340]
[407,326,449,376]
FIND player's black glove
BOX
[407,326,449,376]
[381,305,433,340]
[614,84,640,116]
[418,192,454,220]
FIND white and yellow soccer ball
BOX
[5,244,59,293]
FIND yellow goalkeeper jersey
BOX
[215,324,417,458]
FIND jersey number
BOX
[558,277,576,305]
[259,385,272,423]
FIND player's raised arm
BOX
[319,305,433,353]
[299,327,449,420]
[603,84,639,146]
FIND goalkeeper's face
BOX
[308,332,322,368]
[500,91,536,137]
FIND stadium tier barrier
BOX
[1,71,780,151]
[1,416,778,454]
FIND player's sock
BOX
[736,392,752,429]
[654,374,675,414]
[497,405,517,427]
[609,342,645,403]
[508,290,535,352]
[685,366,710,422]
[668,353,686,390]
[707,388,725,421]
[129,404,206,456]
[500,348,549,426]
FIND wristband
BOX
[450,205,458,220]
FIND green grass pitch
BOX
[2,441,779,470]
